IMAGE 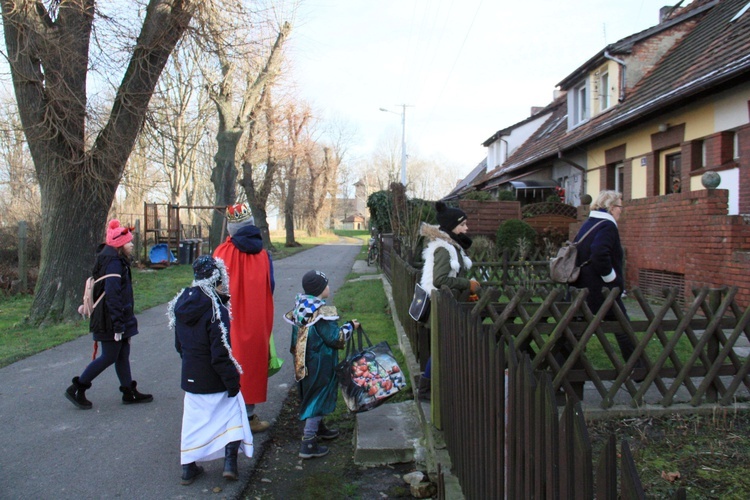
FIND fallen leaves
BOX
[661,470,681,483]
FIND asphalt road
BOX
[0,238,361,500]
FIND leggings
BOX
[79,340,132,387]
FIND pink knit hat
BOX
[106,219,134,248]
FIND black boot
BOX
[65,377,93,409]
[223,440,241,480]
[181,462,204,485]
[298,436,329,459]
[418,374,431,401]
[317,420,340,440]
[120,380,153,404]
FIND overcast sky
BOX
[285,0,688,180]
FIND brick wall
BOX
[459,200,521,237]
[621,189,750,307]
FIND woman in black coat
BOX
[65,220,153,409]
[572,190,638,365]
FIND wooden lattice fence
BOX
[480,284,750,410]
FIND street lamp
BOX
[380,105,409,185]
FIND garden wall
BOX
[459,200,521,237]
[620,189,750,307]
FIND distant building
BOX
[330,179,370,230]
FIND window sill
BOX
[689,160,739,176]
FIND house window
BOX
[701,140,707,168]
[600,72,610,110]
[615,163,624,194]
[734,132,740,160]
[666,153,682,194]
[572,81,588,125]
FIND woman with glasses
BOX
[65,219,153,409]
[571,190,639,368]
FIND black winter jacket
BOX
[571,210,625,319]
[89,244,138,341]
[173,287,240,395]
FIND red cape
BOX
[214,238,274,404]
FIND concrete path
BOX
[0,238,361,500]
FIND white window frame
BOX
[599,71,610,110]
[574,82,588,124]
[701,140,707,167]
[615,162,624,193]
[734,131,740,160]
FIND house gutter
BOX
[604,51,627,102]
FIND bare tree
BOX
[281,101,311,246]
[144,39,213,205]
[1,0,198,323]
[193,2,290,248]
[0,96,39,225]
[239,86,278,249]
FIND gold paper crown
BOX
[226,203,252,223]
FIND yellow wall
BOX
[583,87,741,200]
[592,61,620,116]
[586,169,601,198]
[632,158,648,199]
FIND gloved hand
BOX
[114,332,123,342]
[469,279,481,294]
[227,387,239,397]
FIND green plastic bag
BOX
[268,332,284,377]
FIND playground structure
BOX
[143,203,225,265]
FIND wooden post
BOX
[134,219,142,263]
[18,221,28,293]
[707,287,722,403]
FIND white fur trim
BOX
[419,240,472,293]
[602,269,616,283]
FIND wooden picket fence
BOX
[507,345,648,499]
[435,286,663,499]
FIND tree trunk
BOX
[206,22,290,250]
[209,129,241,248]
[1,0,197,324]
[284,170,299,247]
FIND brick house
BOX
[462,0,750,305]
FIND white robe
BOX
[180,391,253,464]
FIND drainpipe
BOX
[603,50,626,103]
[500,137,509,163]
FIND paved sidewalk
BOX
[0,239,361,500]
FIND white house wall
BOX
[487,112,551,170]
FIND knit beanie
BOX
[226,203,255,237]
[193,255,219,282]
[302,270,328,297]
[106,219,134,248]
[435,201,467,233]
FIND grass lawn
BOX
[0,231,356,369]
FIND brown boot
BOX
[249,414,270,433]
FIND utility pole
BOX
[380,104,412,185]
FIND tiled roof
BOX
[481,99,560,146]
[443,157,488,200]
[558,0,719,89]
[497,0,750,176]
[476,96,568,186]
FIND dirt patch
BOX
[242,387,419,500]
[588,411,750,498]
